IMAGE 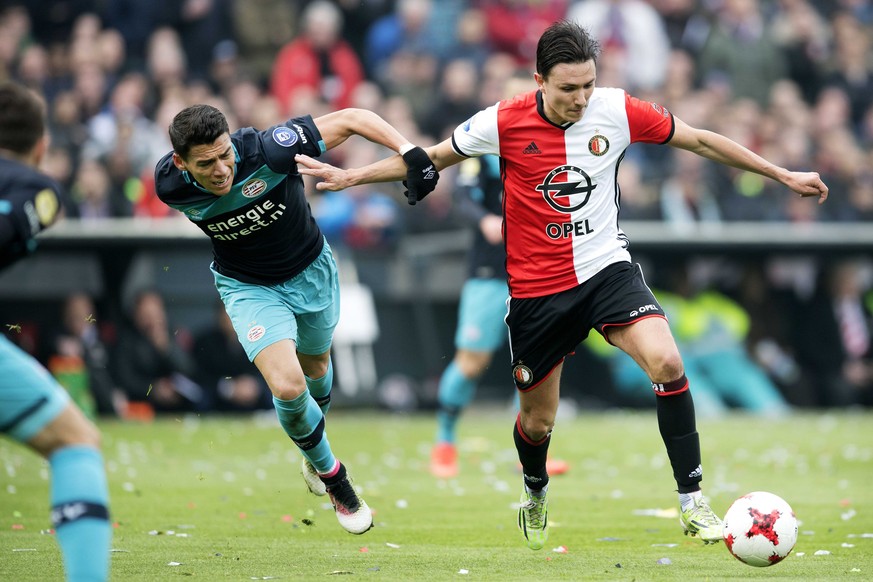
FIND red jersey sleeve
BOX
[625,93,674,144]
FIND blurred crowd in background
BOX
[1,0,872,415]
[1,0,872,234]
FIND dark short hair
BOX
[536,20,601,79]
[0,82,46,155]
[168,104,229,159]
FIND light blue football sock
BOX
[49,445,111,582]
[436,361,477,444]
[273,390,336,473]
[305,359,333,415]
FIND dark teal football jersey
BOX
[155,116,328,284]
[0,156,63,271]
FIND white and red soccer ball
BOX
[723,491,798,567]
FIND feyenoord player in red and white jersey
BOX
[296,21,829,550]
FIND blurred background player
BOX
[430,76,569,479]
[429,153,506,477]
[0,81,111,581]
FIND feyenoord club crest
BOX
[513,364,533,386]
[588,134,609,156]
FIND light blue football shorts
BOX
[0,335,71,442]
[454,278,510,352]
[212,239,341,362]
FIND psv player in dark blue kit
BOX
[155,104,437,534]
[0,82,111,580]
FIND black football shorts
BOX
[506,261,665,391]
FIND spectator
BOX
[364,0,433,82]
[792,259,873,407]
[104,0,172,72]
[770,0,830,104]
[192,301,272,412]
[568,0,672,91]
[145,27,188,99]
[230,0,297,85]
[419,57,482,141]
[824,11,873,128]
[696,0,789,107]
[659,150,722,228]
[270,0,364,115]
[113,289,204,414]
[42,292,124,417]
[442,7,493,70]
[68,158,131,219]
[170,0,234,76]
[81,72,170,178]
[478,0,569,66]
[650,0,710,51]
[48,90,90,162]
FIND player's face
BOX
[173,133,235,196]
[536,60,597,126]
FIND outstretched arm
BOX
[313,108,413,153]
[311,108,446,202]
[296,139,464,192]
[669,117,828,204]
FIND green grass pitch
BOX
[1,409,871,581]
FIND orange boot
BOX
[430,442,459,478]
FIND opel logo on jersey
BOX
[241,178,267,198]
[588,134,609,156]
[535,165,596,213]
[272,126,298,147]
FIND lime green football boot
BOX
[518,487,549,550]
[680,497,723,544]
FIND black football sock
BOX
[655,377,702,494]
[513,415,550,492]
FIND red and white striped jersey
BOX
[451,87,674,298]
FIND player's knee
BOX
[262,369,307,401]
[455,350,492,380]
[34,412,102,457]
[647,351,684,384]
[519,413,554,442]
[64,413,101,449]
[271,383,307,401]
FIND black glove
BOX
[402,146,439,206]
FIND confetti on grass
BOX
[632,508,679,518]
